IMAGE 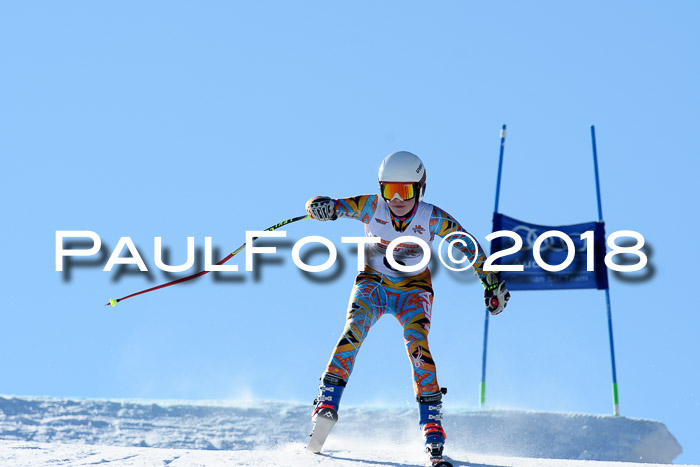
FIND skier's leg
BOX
[402,308,441,396]
[313,276,383,415]
[405,320,447,452]
[389,273,447,459]
[323,277,383,384]
[389,271,440,395]
[401,304,446,445]
[308,276,383,453]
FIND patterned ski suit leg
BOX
[324,273,385,381]
[386,272,440,397]
[384,271,446,448]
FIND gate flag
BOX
[491,212,609,291]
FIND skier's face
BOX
[387,197,416,217]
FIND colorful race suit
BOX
[323,194,487,397]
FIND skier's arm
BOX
[306,194,378,224]
[334,195,378,223]
[429,206,510,314]
[429,206,488,279]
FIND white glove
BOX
[306,196,337,221]
[482,272,510,315]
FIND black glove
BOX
[482,272,510,315]
[305,196,337,221]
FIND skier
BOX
[305,151,510,466]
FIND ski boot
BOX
[307,372,346,453]
[418,389,452,467]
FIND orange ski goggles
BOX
[380,182,416,201]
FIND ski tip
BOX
[109,298,118,307]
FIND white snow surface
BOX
[0,395,686,466]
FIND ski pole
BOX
[105,214,310,307]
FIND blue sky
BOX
[1,1,699,463]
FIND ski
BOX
[306,407,338,453]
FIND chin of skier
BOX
[305,151,510,466]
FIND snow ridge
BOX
[0,395,683,464]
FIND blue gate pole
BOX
[493,124,507,214]
[481,124,507,407]
[591,125,620,416]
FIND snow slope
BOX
[0,395,685,466]
[0,440,692,467]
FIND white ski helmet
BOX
[378,151,427,201]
